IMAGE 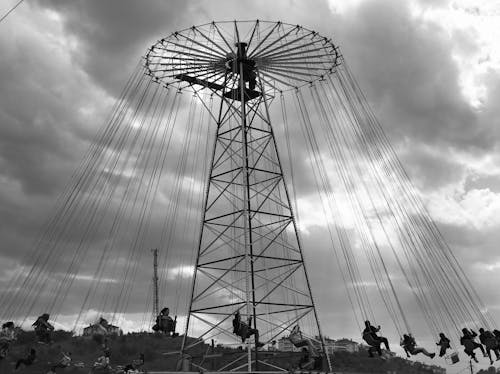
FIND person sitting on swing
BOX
[436,332,451,357]
[479,328,500,365]
[0,321,16,360]
[460,328,486,363]
[362,320,390,357]
[401,334,435,358]
[153,307,178,336]
[33,313,54,344]
[232,311,264,347]
[288,325,322,369]
[288,325,319,352]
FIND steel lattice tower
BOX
[152,248,159,320]
[146,20,340,372]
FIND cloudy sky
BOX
[1,0,500,371]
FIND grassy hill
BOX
[0,330,445,374]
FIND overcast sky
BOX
[1,0,500,372]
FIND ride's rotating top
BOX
[145,20,342,98]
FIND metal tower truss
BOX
[191,85,313,330]
[184,83,322,371]
[145,20,340,371]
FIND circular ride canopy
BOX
[145,20,340,92]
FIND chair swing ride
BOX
[1,19,499,373]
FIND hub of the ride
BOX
[145,20,342,98]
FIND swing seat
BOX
[445,351,459,364]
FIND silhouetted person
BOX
[33,313,54,343]
[461,328,486,363]
[436,333,451,357]
[288,324,320,359]
[362,320,390,357]
[232,311,264,347]
[153,307,177,336]
[401,334,435,358]
[479,328,500,365]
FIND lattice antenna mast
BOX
[145,20,340,372]
[152,248,159,319]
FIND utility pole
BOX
[152,249,159,319]
[469,359,473,374]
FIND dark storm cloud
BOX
[32,0,198,95]
[0,46,85,196]
[332,0,485,150]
